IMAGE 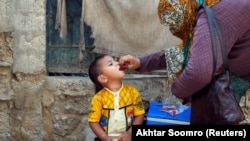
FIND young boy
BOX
[88,54,145,141]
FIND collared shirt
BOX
[88,83,145,137]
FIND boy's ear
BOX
[97,74,107,83]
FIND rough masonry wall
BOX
[1,1,248,141]
[0,1,170,140]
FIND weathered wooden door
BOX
[46,0,95,76]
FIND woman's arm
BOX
[137,50,167,72]
[119,50,166,72]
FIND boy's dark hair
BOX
[88,54,107,93]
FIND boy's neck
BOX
[104,82,123,92]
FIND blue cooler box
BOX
[146,101,191,125]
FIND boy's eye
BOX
[108,62,113,66]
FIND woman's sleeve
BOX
[136,50,167,72]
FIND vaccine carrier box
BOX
[146,101,191,125]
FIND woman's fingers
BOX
[119,55,141,70]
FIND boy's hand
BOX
[118,131,131,141]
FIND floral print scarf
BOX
[158,0,220,83]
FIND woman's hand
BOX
[179,98,192,106]
[119,55,141,70]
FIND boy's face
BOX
[98,55,125,81]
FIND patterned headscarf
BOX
[158,0,220,84]
[158,0,220,48]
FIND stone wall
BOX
[0,1,171,140]
[1,1,249,141]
